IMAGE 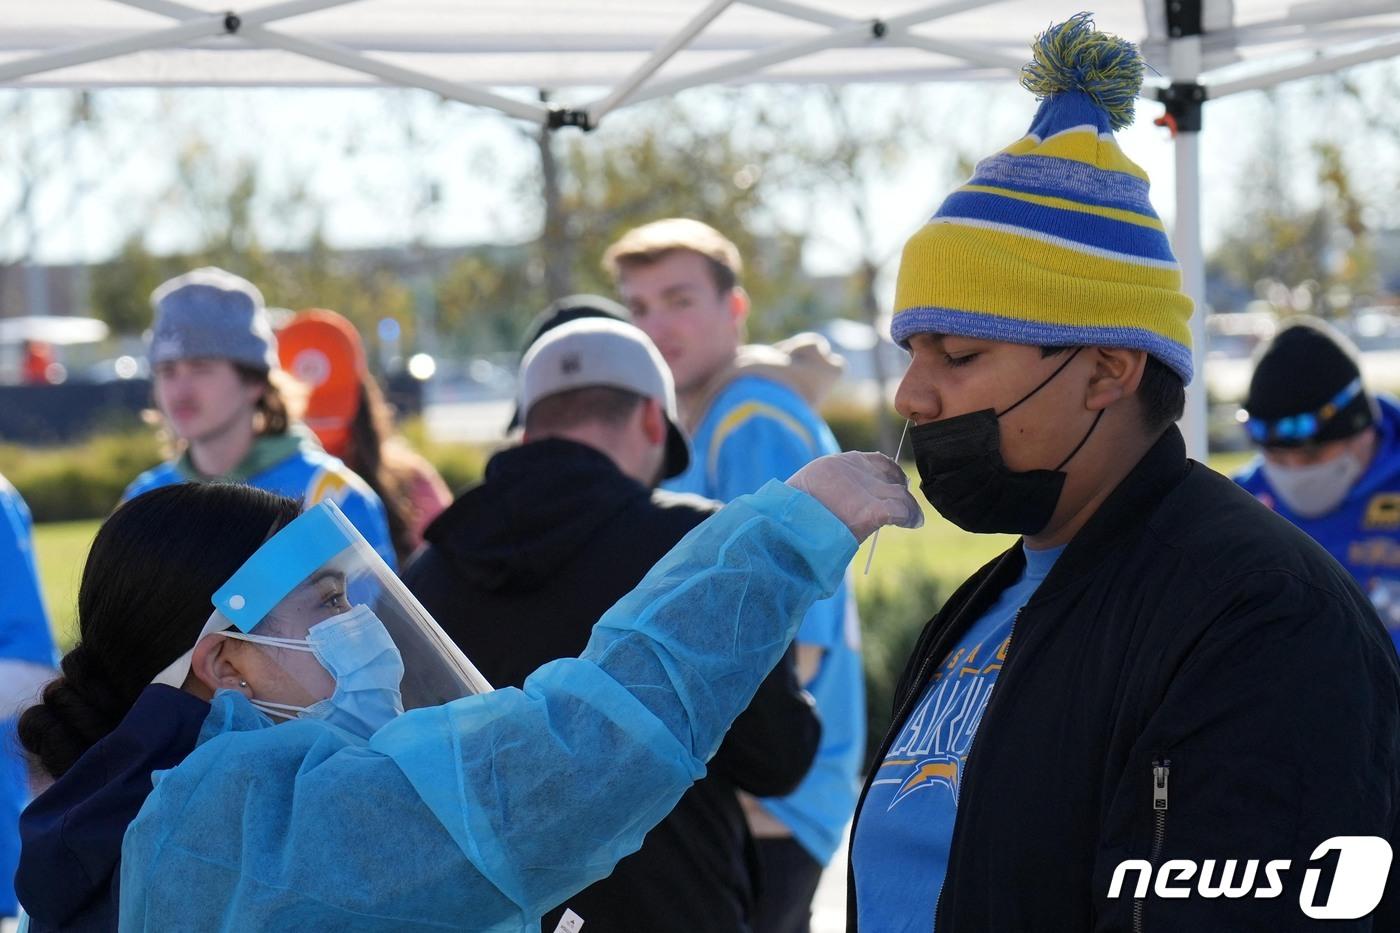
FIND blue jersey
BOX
[1236,394,1400,652]
[665,372,861,865]
[853,544,1061,932]
[1,476,56,917]
[124,438,397,571]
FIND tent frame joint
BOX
[548,107,594,132]
[1156,81,1206,132]
[1166,0,1203,39]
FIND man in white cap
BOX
[404,317,822,933]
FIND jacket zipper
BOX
[931,607,1024,933]
[1132,758,1171,933]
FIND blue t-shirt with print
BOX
[852,543,1062,933]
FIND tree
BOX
[553,95,818,345]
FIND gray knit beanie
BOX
[148,267,278,371]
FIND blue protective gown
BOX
[665,372,862,865]
[118,480,856,931]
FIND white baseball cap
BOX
[518,318,691,479]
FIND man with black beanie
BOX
[1236,317,1400,651]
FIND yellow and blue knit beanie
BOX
[891,13,1194,382]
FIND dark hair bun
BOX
[18,645,126,779]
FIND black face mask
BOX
[910,348,1103,536]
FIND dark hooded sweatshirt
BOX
[16,685,209,931]
[404,438,822,933]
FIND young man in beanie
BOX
[403,318,821,933]
[123,267,396,567]
[1236,318,1400,653]
[850,15,1400,931]
[605,219,858,933]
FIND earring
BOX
[239,680,248,689]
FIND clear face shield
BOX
[152,500,491,738]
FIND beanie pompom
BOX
[1020,12,1144,131]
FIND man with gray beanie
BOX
[123,266,397,568]
[404,317,821,933]
[1236,316,1400,652]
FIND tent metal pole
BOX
[616,0,1017,114]
[891,30,1025,71]
[883,0,1013,31]
[117,0,363,22]
[620,23,871,107]
[1209,34,1400,98]
[237,25,550,123]
[0,17,225,83]
[586,0,736,124]
[739,0,852,28]
[1168,33,1210,461]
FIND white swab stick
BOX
[863,419,911,576]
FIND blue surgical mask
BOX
[225,605,406,739]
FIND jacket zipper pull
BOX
[1152,761,1170,811]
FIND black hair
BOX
[342,380,417,565]
[18,483,302,779]
[1040,345,1184,435]
[234,364,293,436]
[524,386,646,435]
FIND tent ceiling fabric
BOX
[4,0,1400,124]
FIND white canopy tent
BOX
[5,0,1400,455]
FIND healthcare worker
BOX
[16,453,918,931]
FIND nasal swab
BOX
[863,419,911,576]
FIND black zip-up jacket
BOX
[849,426,1400,931]
[404,438,821,933]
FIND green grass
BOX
[33,519,99,651]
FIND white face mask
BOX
[1261,452,1365,518]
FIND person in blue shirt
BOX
[123,267,396,568]
[1235,317,1400,652]
[15,455,918,931]
[605,219,858,933]
[0,475,56,920]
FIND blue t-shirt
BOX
[664,372,861,865]
[1235,394,1400,653]
[852,543,1063,932]
[124,435,397,571]
[1,476,56,918]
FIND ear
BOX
[190,632,251,697]
[1085,347,1147,412]
[640,398,667,446]
[728,287,750,327]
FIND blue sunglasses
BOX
[1243,377,1364,445]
